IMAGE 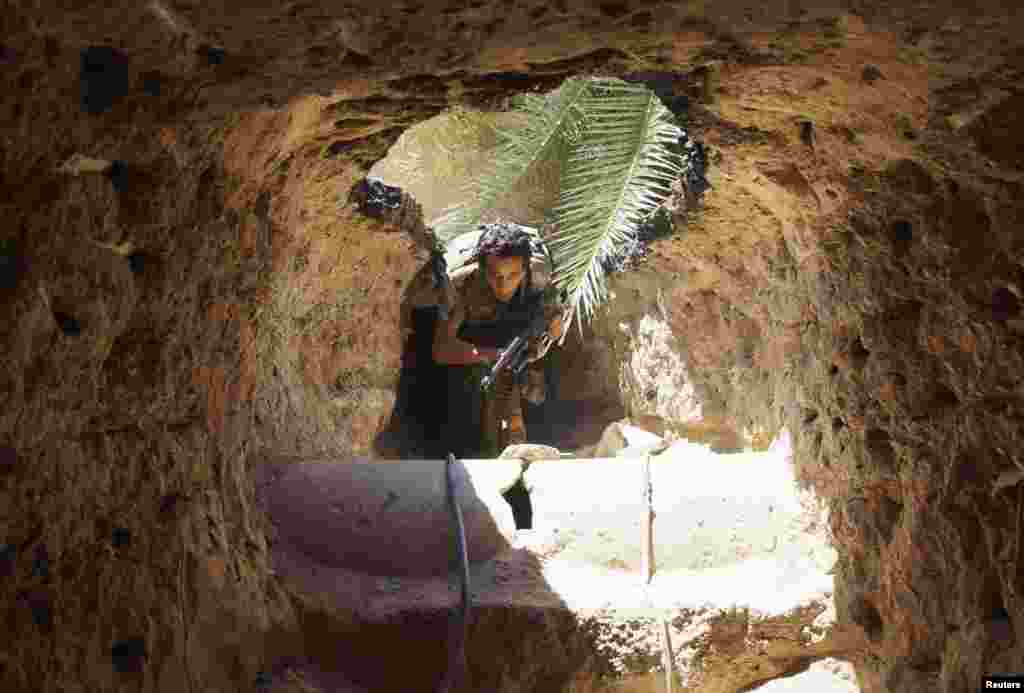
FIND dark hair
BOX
[474,221,534,305]
[474,221,532,262]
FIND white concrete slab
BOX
[521,431,836,615]
[524,436,829,578]
[752,658,859,692]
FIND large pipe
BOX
[257,449,832,616]
[257,458,523,579]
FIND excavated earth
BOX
[2,1,1024,692]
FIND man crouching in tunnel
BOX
[432,222,565,457]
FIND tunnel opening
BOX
[341,73,850,690]
[369,78,703,461]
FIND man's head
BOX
[475,222,532,303]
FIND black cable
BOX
[438,453,471,693]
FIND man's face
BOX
[484,254,525,303]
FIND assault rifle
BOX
[478,286,565,392]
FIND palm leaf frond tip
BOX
[547,80,684,329]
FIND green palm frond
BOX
[432,79,591,244]
[546,78,684,332]
[431,76,686,335]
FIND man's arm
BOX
[524,304,566,363]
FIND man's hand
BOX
[475,347,501,364]
[524,314,564,365]
[547,315,565,342]
[532,314,565,360]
